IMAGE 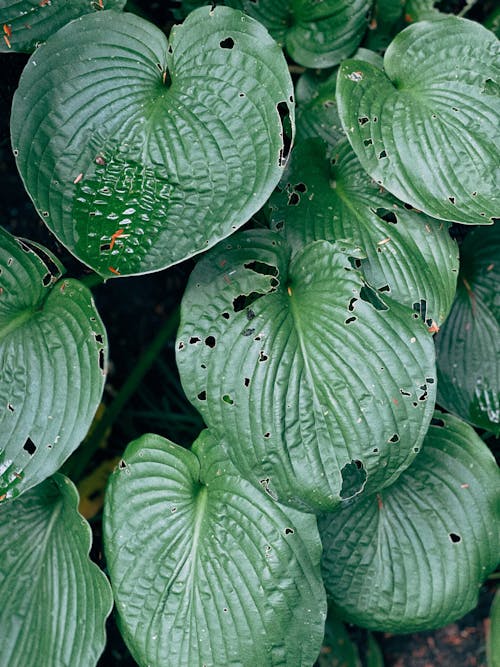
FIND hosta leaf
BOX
[176,230,436,513]
[294,70,345,147]
[104,430,326,667]
[435,225,500,433]
[318,610,361,667]
[0,0,126,53]
[319,411,500,633]
[11,7,294,278]
[269,138,459,327]
[488,589,500,667]
[0,228,107,501]
[336,16,500,225]
[226,0,372,68]
[0,474,113,667]
[363,0,405,51]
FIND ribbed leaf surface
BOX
[0,0,126,53]
[0,474,113,667]
[319,412,500,632]
[11,7,294,277]
[104,430,326,667]
[227,0,371,68]
[0,228,107,501]
[269,138,459,327]
[336,17,499,224]
[435,225,500,433]
[177,230,436,512]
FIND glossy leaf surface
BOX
[0,0,126,53]
[11,7,294,277]
[0,228,107,501]
[227,0,371,68]
[435,225,500,433]
[104,430,326,667]
[337,17,499,224]
[319,412,500,632]
[269,138,459,327]
[0,474,113,667]
[177,230,436,512]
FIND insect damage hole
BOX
[277,101,293,167]
[449,533,461,543]
[373,207,397,224]
[23,437,36,455]
[340,460,367,499]
[219,37,234,49]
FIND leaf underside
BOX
[104,430,327,667]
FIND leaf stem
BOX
[62,305,180,482]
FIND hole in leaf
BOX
[379,284,390,293]
[119,459,127,470]
[288,192,300,206]
[340,460,367,499]
[178,341,185,350]
[23,437,36,455]
[244,378,250,387]
[431,417,445,427]
[389,433,400,443]
[378,150,387,159]
[222,394,234,405]
[373,207,397,224]
[242,328,255,337]
[360,285,388,311]
[94,333,104,344]
[277,101,293,166]
[7,403,14,412]
[197,391,207,401]
[233,293,261,313]
[448,196,456,204]
[98,349,106,372]
[449,533,461,543]
[205,336,216,348]
[259,351,268,362]
[284,527,294,535]
[244,261,278,277]
[219,37,234,49]
[400,389,411,397]
[190,336,201,344]
[345,316,357,325]
[348,297,357,311]
[222,312,230,319]
[264,432,270,438]
[363,139,373,146]
[294,182,307,193]
[358,116,369,125]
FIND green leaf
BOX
[11,7,294,278]
[319,411,500,633]
[488,589,500,667]
[435,225,500,434]
[0,228,107,501]
[318,609,361,666]
[226,0,372,68]
[0,474,113,667]
[269,138,459,327]
[294,71,346,147]
[362,0,405,51]
[336,16,500,225]
[0,0,126,53]
[104,430,326,667]
[366,633,385,667]
[176,230,436,512]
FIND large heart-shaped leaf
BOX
[269,137,459,327]
[319,411,500,633]
[176,230,436,513]
[435,225,500,434]
[0,474,113,667]
[11,7,294,277]
[0,0,126,53]
[226,0,372,68]
[336,16,499,225]
[0,228,107,501]
[104,429,326,667]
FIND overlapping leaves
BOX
[337,17,499,224]
[0,474,113,667]
[0,228,107,501]
[177,230,436,512]
[104,430,326,667]
[11,7,294,277]
[435,225,500,433]
[319,412,500,632]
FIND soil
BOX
[1,3,498,665]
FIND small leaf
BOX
[104,430,326,667]
[0,228,107,501]
[435,225,500,434]
[0,0,126,53]
[318,609,361,666]
[0,474,113,667]
[319,411,500,632]
[177,230,436,512]
[269,137,459,327]
[227,0,372,68]
[336,17,500,224]
[11,7,294,277]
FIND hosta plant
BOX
[0,1,498,666]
